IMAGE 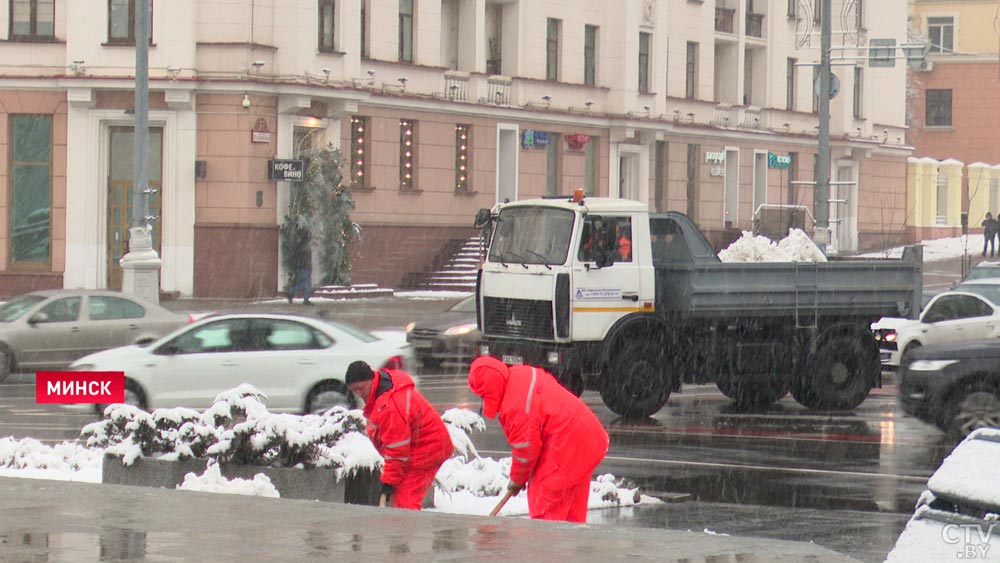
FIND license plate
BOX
[502,354,523,365]
[880,352,891,362]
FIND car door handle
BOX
[70,326,80,333]
[621,293,639,302]
[298,359,316,365]
[221,360,238,367]
[128,324,139,330]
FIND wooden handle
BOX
[379,494,387,507]
[489,489,515,517]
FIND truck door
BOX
[572,215,647,340]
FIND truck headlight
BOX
[547,351,560,364]
[908,360,958,372]
[479,344,490,357]
[405,322,416,334]
[443,323,477,336]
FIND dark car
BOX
[899,339,1000,437]
[405,295,479,369]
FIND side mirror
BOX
[27,312,49,325]
[473,208,492,229]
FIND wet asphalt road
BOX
[0,284,972,563]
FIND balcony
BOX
[715,8,735,34]
[746,13,764,38]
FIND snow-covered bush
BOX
[83,385,378,474]
[0,437,102,472]
[442,407,484,462]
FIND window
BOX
[108,0,153,45]
[360,0,369,58]
[160,319,251,355]
[261,320,328,351]
[926,89,952,127]
[400,119,417,189]
[319,0,336,53]
[585,137,598,196]
[546,134,560,196]
[991,177,999,215]
[787,0,796,18]
[546,18,561,81]
[349,116,368,187]
[10,0,55,40]
[853,67,863,119]
[9,115,52,265]
[813,0,820,23]
[787,152,798,204]
[584,25,597,86]
[685,42,698,99]
[928,16,953,53]
[686,143,699,218]
[855,0,864,30]
[811,65,819,113]
[399,0,414,62]
[455,124,471,192]
[89,296,146,321]
[639,32,651,93]
[38,297,81,323]
[786,58,797,111]
[936,174,949,225]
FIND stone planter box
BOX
[102,454,381,505]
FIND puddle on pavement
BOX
[0,529,187,562]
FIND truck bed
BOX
[651,212,923,321]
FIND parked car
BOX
[0,290,189,382]
[899,339,1000,437]
[964,260,1000,281]
[405,295,480,369]
[873,279,1000,370]
[69,313,414,413]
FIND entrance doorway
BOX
[107,126,163,290]
[496,124,518,203]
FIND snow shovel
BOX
[489,489,514,517]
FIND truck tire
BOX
[716,377,789,407]
[793,332,877,411]
[599,339,671,419]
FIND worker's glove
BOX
[380,483,394,503]
[507,480,525,495]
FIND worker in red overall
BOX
[346,361,454,510]
[468,356,610,522]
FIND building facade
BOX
[0,0,912,297]
[907,0,1000,242]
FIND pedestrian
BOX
[983,212,998,257]
[287,251,313,305]
[467,356,609,523]
[345,360,454,510]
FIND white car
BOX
[69,313,415,413]
[874,279,1000,369]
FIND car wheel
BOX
[306,381,355,414]
[900,342,922,368]
[98,379,148,414]
[0,343,14,384]
[945,381,1000,438]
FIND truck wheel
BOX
[558,372,584,397]
[600,339,671,419]
[716,377,788,407]
[793,332,876,411]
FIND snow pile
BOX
[926,428,1000,507]
[718,229,827,263]
[0,437,103,482]
[177,462,280,498]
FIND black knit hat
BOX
[345,361,375,385]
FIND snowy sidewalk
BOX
[1,477,860,562]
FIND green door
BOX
[107,126,162,290]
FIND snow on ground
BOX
[394,290,472,300]
[858,233,985,262]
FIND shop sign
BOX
[251,118,272,143]
[705,151,726,164]
[268,159,305,182]
[768,152,792,169]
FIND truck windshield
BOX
[488,206,574,266]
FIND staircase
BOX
[407,235,485,292]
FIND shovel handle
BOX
[379,494,388,507]
[489,489,515,517]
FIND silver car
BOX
[0,290,189,382]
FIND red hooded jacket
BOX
[468,357,609,488]
[363,369,454,487]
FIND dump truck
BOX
[475,194,922,417]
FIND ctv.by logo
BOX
[942,523,997,559]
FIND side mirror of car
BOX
[27,312,49,325]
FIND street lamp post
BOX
[120,0,162,304]
[814,0,833,253]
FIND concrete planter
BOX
[102,454,381,505]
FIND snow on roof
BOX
[503,197,648,214]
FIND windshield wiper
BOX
[524,250,552,269]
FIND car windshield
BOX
[953,283,1000,306]
[324,320,378,343]
[449,296,477,313]
[488,206,574,266]
[0,295,45,322]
